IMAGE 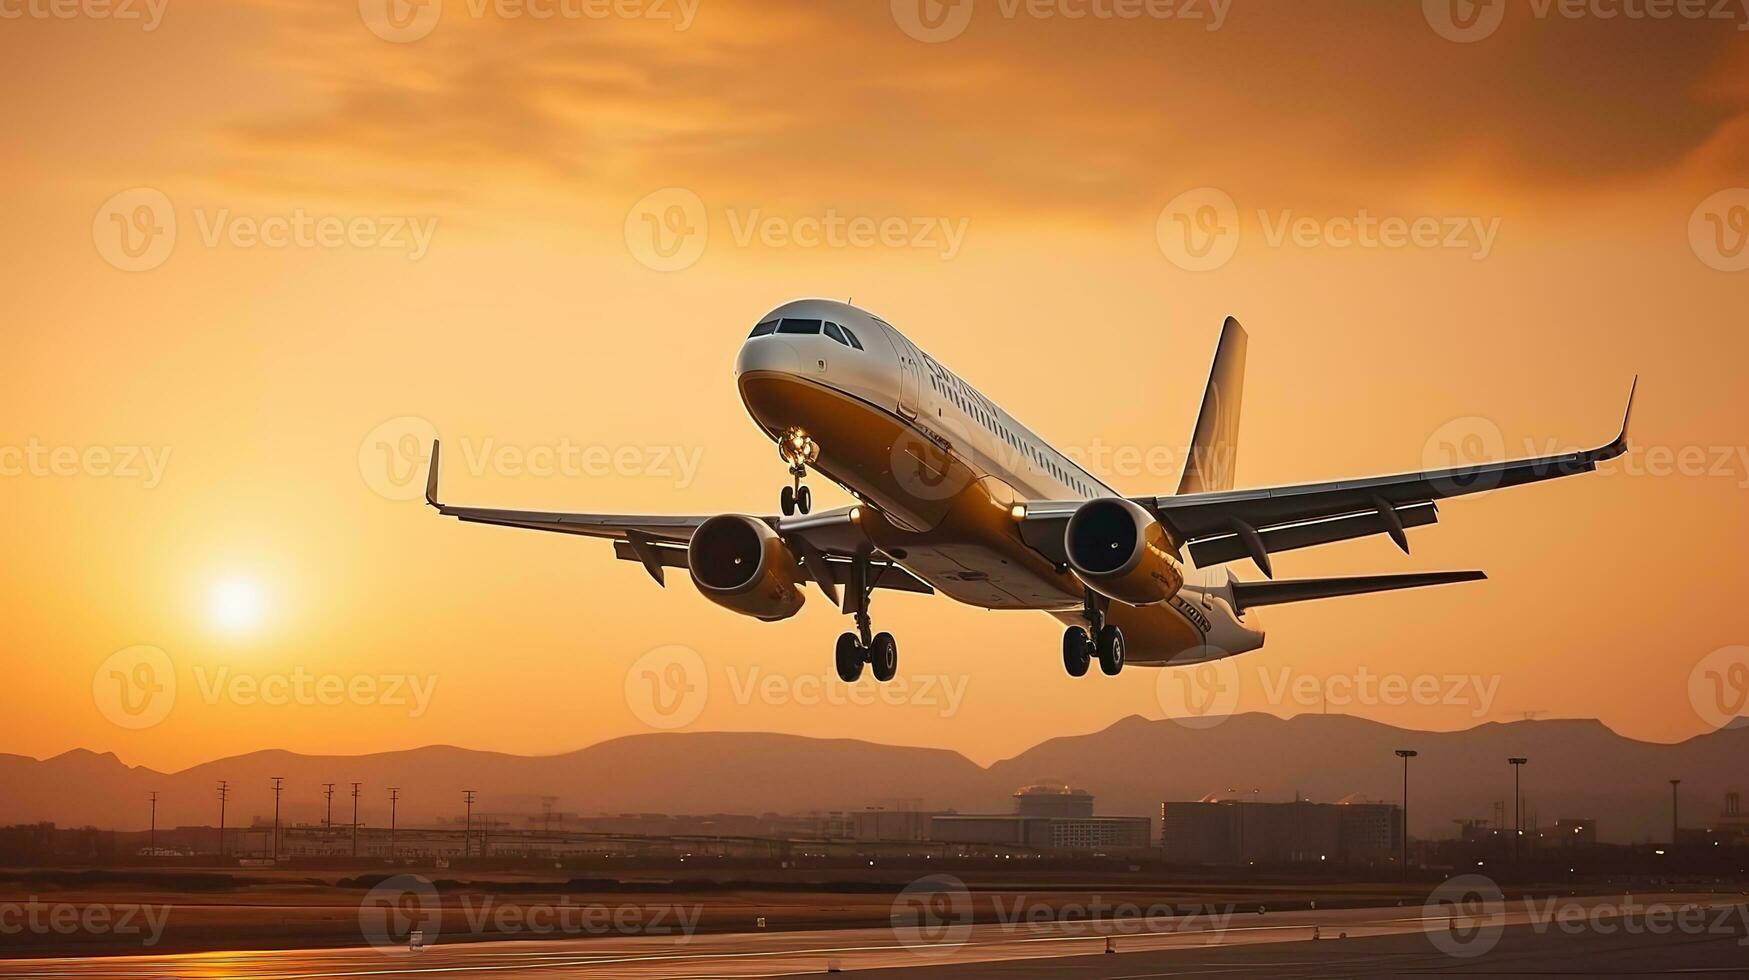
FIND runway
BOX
[2,894,1743,978]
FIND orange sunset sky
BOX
[2,0,1746,773]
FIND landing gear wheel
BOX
[869,632,898,682]
[1096,624,1125,676]
[1063,627,1091,677]
[796,484,812,515]
[835,632,864,683]
[780,485,796,516]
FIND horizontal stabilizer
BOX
[1230,570,1485,613]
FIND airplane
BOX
[427,298,1633,683]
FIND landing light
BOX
[849,506,862,525]
[1010,504,1027,522]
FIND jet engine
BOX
[1064,497,1184,606]
[687,514,807,621]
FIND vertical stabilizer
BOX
[1177,316,1248,495]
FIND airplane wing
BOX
[422,441,931,599]
[1018,380,1635,576]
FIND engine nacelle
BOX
[687,514,807,621]
[1064,497,1184,606]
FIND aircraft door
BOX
[897,341,921,419]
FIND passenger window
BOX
[841,326,865,350]
[823,322,851,346]
[777,318,823,335]
[749,320,778,338]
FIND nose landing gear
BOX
[777,428,818,516]
[780,469,811,516]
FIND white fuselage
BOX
[734,298,1265,666]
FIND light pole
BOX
[350,782,362,858]
[148,792,158,854]
[323,783,335,830]
[271,777,284,862]
[216,781,229,859]
[1395,750,1418,875]
[1670,779,1681,849]
[388,787,400,861]
[1508,758,1527,862]
[463,790,477,859]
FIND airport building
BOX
[1160,796,1401,866]
[928,784,1150,852]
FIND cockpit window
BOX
[823,321,850,346]
[840,325,865,350]
[748,319,778,338]
[777,317,823,335]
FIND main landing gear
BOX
[778,428,818,516]
[835,553,898,684]
[1063,590,1124,677]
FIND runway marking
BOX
[4,898,1743,980]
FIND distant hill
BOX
[4,716,1744,842]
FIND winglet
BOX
[1589,376,1636,462]
[1618,375,1637,446]
[425,440,442,507]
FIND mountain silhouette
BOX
[5,715,1744,842]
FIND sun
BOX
[208,579,265,635]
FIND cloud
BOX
[89,0,1749,218]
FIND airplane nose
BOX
[735,338,803,378]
